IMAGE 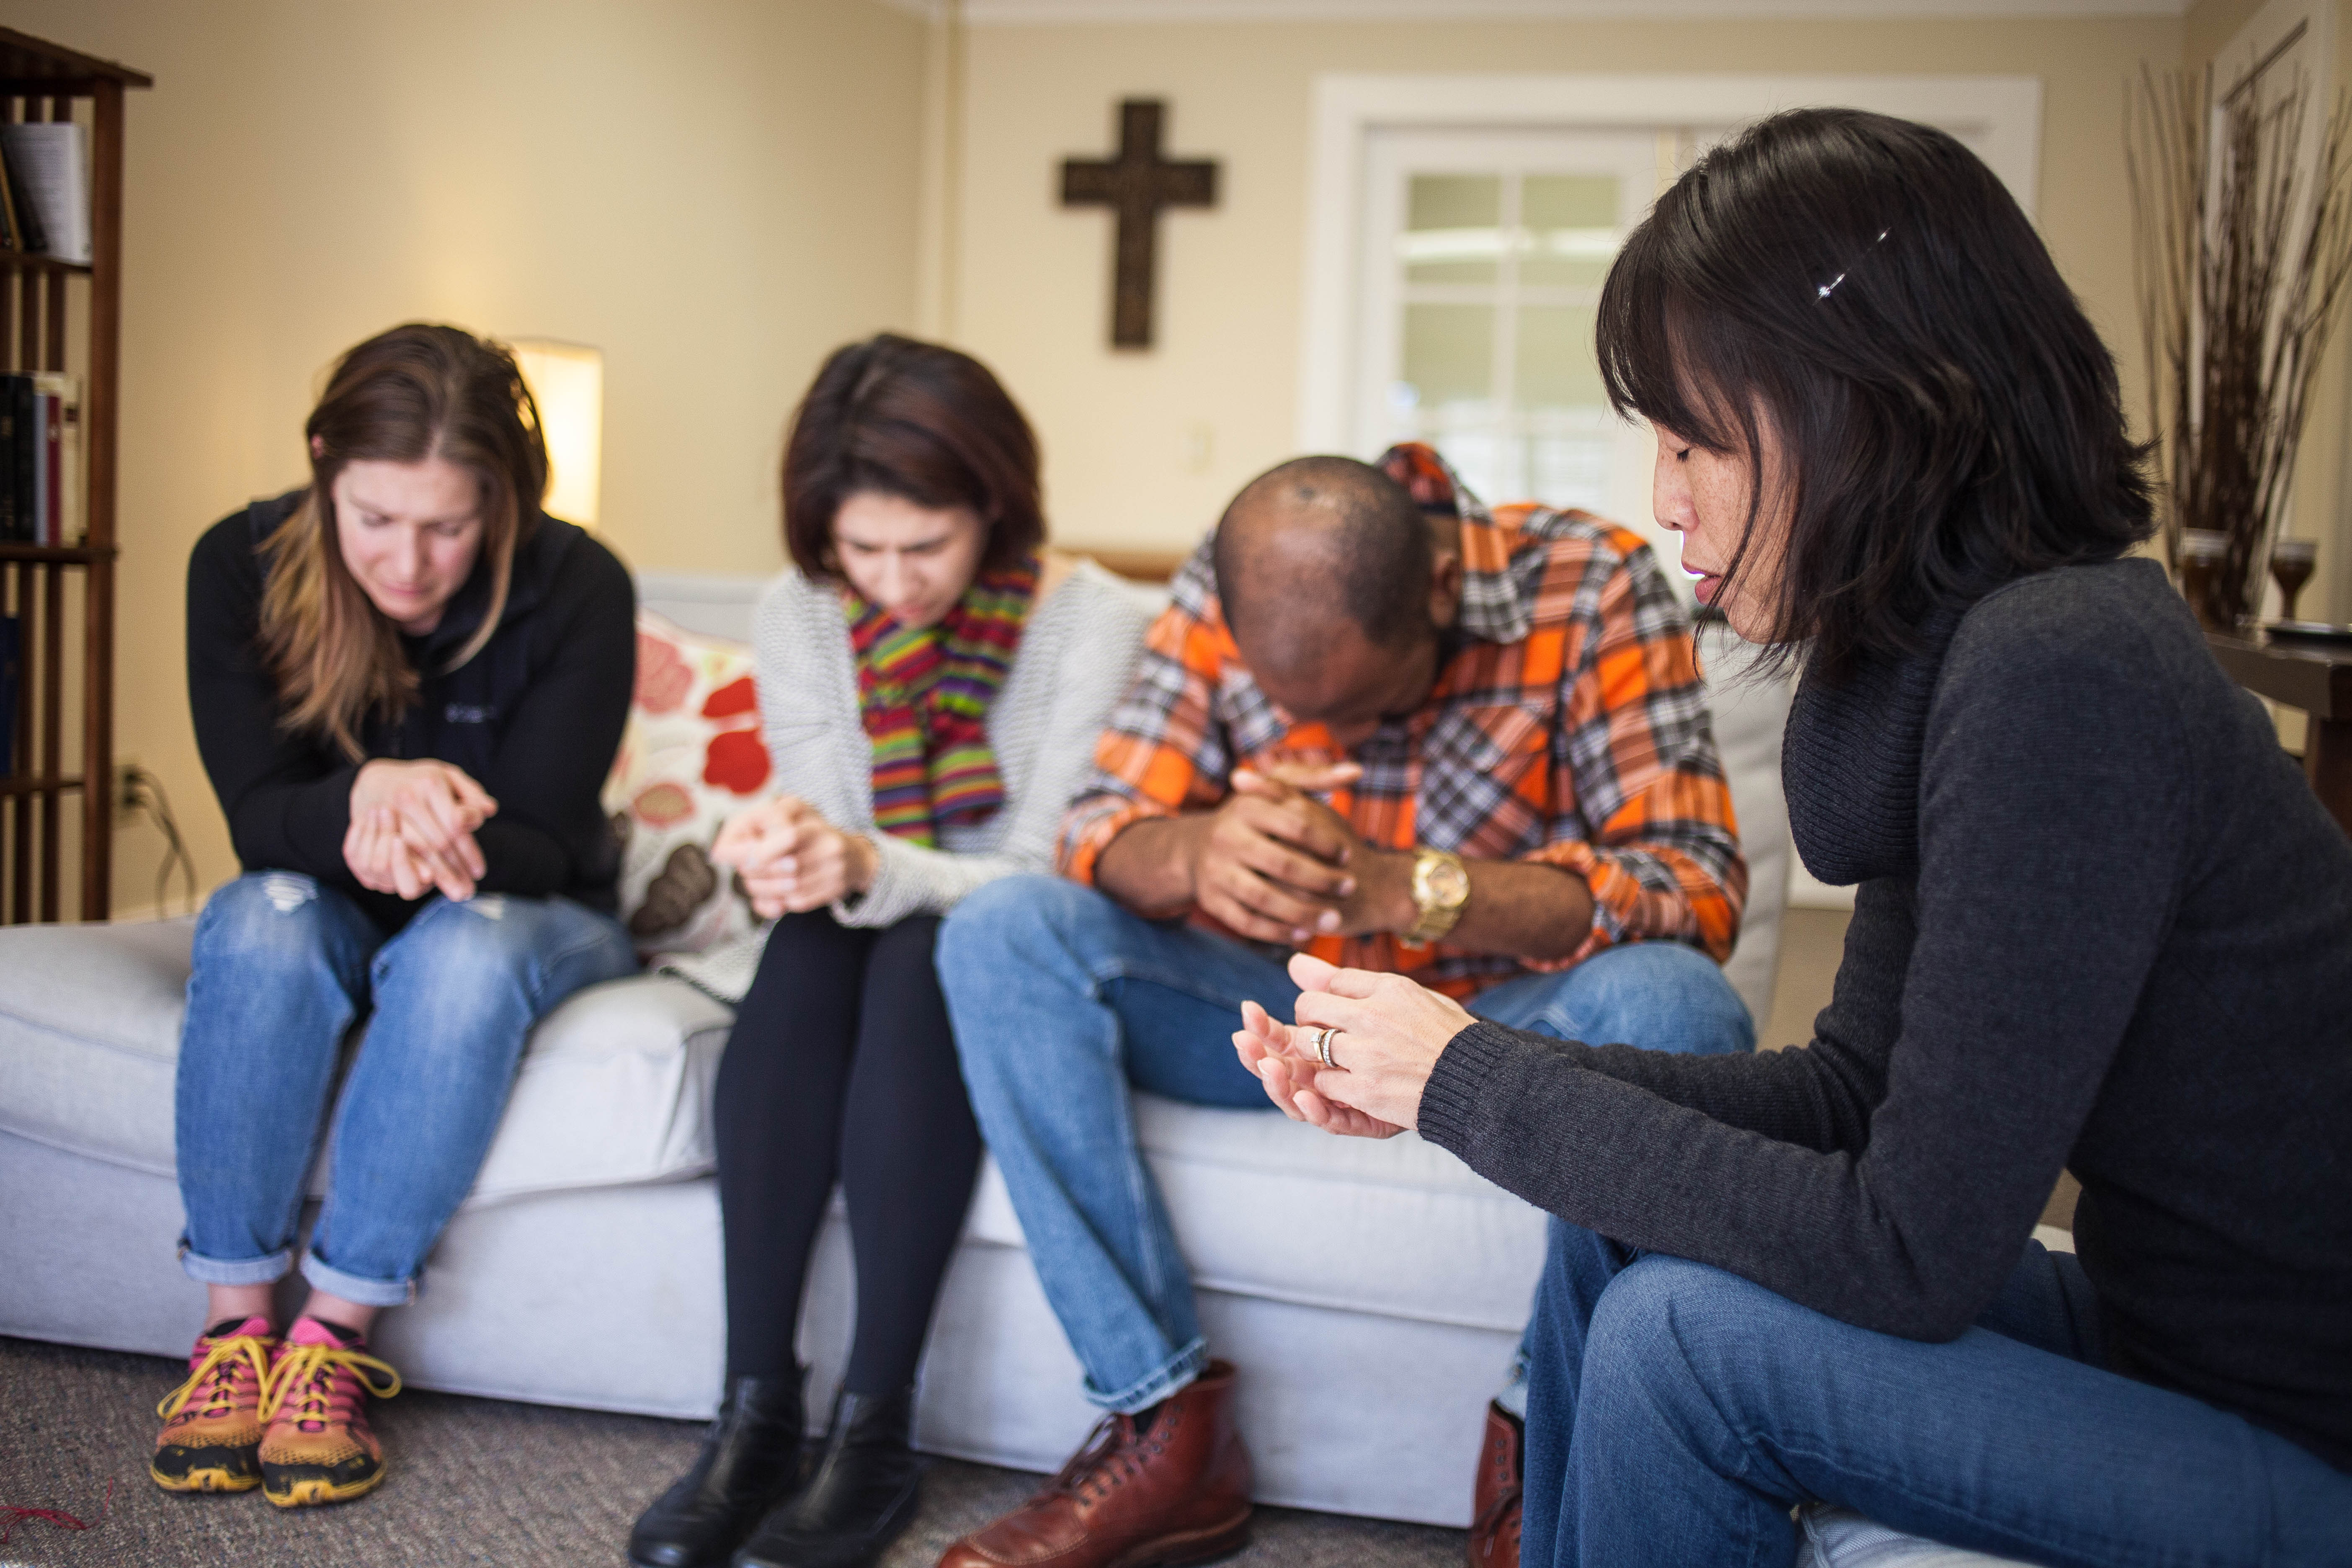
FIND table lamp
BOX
[510,339,603,528]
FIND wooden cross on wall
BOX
[1061,100,1219,349]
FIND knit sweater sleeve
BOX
[1417,584,2190,1341]
[754,571,872,835]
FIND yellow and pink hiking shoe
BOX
[256,1317,402,1508]
[152,1315,278,1493]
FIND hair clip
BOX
[1818,230,1891,300]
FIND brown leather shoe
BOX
[936,1360,1251,1568]
[1469,1399,1522,1568]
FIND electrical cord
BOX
[120,765,200,916]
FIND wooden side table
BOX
[2205,630,2352,837]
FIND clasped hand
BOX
[1231,952,1476,1138]
[712,797,878,918]
[1189,760,1408,946]
[343,759,496,903]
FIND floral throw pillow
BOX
[602,611,774,957]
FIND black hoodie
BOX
[186,490,635,929]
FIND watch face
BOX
[1427,856,1470,905]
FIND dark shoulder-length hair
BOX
[780,333,1044,579]
[1597,108,2152,678]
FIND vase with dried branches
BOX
[2127,63,2352,629]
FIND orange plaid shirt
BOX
[1058,444,1746,1000]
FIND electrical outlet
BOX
[114,761,140,814]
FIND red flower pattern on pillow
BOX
[702,675,758,720]
[605,611,775,956]
[634,631,694,714]
[704,728,771,795]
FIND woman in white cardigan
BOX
[629,336,1150,1568]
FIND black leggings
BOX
[713,909,982,1394]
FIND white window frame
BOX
[1296,73,2045,454]
[1359,129,1664,536]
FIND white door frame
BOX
[1295,72,2046,453]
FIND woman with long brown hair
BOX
[154,322,637,1509]
[627,334,1149,1568]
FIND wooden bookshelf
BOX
[0,28,149,923]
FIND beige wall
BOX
[945,14,2186,560]
[0,0,927,909]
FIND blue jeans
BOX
[1524,1223,2352,1568]
[936,874,1754,1414]
[175,872,637,1307]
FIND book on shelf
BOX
[0,378,14,541]
[6,377,29,543]
[0,124,85,263]
[0,614,17,776]
[28,384,44,545]
[30,373,79,545]
[0,140,45,255]
[0,143,22,252]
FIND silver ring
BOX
[1310,1026,1338,1069]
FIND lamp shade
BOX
[510,339,603,527]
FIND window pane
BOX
[1514,304,1603,411]
[1434,431,1503,509]
[1403,173,1502,285]
[1403,302,1495,412]
[1519,173,1620,288]
[1526,431,1611,512]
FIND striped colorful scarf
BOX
[846,557,1038,846]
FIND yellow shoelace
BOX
[259,1343,403,1424]
[155,1333,276,1422]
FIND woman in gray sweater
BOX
[630,336,1149,1568]
[1239,111,2352,1565]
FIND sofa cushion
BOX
[1796,1508,2040,1567]
[0,916,197,1176]
[962,1096,1547,1334]
[466,972,733,1203]
[0,919,732,1203]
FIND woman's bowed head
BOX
[1235,952,1473,1138]
[262,324,562,904]
[710,333,1049,913]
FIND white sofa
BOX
[0,571,1809,1531]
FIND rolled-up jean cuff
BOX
[1085,1336,1209,1416]
[300,1251,417,1308]
[178,1240,293,1287]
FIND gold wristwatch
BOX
[1404,846,1470,945]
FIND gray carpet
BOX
[0,1336,1463,1568]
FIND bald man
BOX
[932,444,1750,1568]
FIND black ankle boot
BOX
[732,1386,921,1568]
[629,1372,808,1568]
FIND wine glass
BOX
[2269,538,2318,624]
[2179,529,2228,630]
